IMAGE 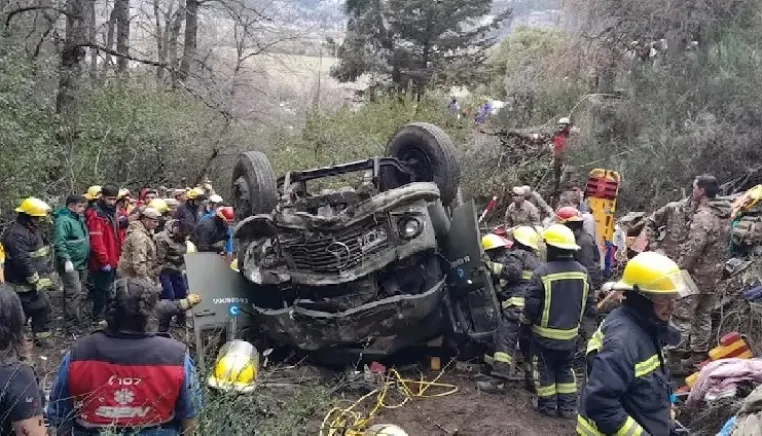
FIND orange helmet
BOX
[555,206,583,224]
[217,206,235,223]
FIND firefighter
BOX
[524,224,596,418]
[556,206,603,289]
[478,226,541,393]
[194,206,235,255]
[47,278,199,434]
[1,198,55,347]
[577,252,682,436]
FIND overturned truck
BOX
[229,123,500,361]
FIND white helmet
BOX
[558,117,571,125]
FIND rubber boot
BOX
[523,364,535,393]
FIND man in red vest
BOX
[552,117,572,194]
[47,278,199,435]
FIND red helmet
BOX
[217,206,235,223]
[555,206,583,224]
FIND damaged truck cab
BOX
[230,123,500,360]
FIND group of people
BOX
[480,174,730,435]
[0,182,242,435]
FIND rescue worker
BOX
[209,194,224,210]
[478,227,542,393]
[47,278,199,435]
[577,252,682,436]
[148,198,172,232]
[194,206,235,255]
[524,224,596,418]
[155,293,202,333]
[2,197,55,347]
[156,218,190,325]
[0,286,46,436]
[174,187,206,236]
[118,207,161,283]
[552,118,572,193]
[117,189,132,214]
[86,184,125,324]
[675,175,732,370]
[558,184,597,242]
[522,185,554,220]
[556,206,603,290]
[504,186,541,228]
[53,195,90,325]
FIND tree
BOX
[331,0,510,97]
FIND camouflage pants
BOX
[671,293,718,353]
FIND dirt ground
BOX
[38,290,575,435]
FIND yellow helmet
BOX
[482,233,509,251]
[15,197,51,217]
[512,226,539,251]
[84,185,102,200]
[147,198,170,214]
[614,252,684,295]
[207,340,258,393]
[542,224,580,251]
[187,187,205,200]
[185,240,197,253]
[117,188,131,200]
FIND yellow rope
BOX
[318,367,459,436]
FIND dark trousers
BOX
[532,341,577,415]
[91,269,116,320]
[492,307,529,378]
[18,290,51,336]
[159,271,187,301]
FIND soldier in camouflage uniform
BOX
[644,196,694,260]
[117,208,162,283]
[674,175,732,370]
[522,185,554,220]
[504,186,541,228]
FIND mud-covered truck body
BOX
[228,123,500,359]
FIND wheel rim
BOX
[398,145,434,182]
[233,176,252,216]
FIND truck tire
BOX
[231,151,278,219]
[382,122,461,206]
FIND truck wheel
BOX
[231,151,278,218]
[383,122,461,206]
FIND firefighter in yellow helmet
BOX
[1,198,55,346]
[524,224,596,418]
[577,252,682,435]
[174,187,207,236]
[478,226,542,393]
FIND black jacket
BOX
[174,203,203,236]
[524,257,595,350]
[194,216,228,253]
[577,306,675,436]
[2,217,53,288]
[574,229,603,289]
[499,248,541,309]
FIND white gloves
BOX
[64,260,74,273]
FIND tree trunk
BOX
[86,0,97,80]
[154,0,165,80]
[115,0,130,74]
[56,0,87,119]
[167,0,184,87]
[178,0,198,81]
[103,7,117,76]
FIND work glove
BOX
[101,265,112,273]
[64,260,74,273]
[179,294,202,310]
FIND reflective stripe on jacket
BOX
[1,218,53,289]
[577,306,673,436]
[524,258,595,350]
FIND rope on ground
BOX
[318,367,459,436]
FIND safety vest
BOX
[68,331,186,429]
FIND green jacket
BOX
[53,207,90,269]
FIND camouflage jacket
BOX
[646,197,693,261]
[504,201,540,228]
[154,220,187,274]
[678,199,732,291]
[527,191,554,218]
[117,221,157,282]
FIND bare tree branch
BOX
[5,6,70,27]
